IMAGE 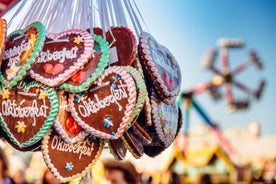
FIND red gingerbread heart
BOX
[65,116,82,134]
[70,71,85,84]
[53,90,88,144]
[42,129,104,183]
[30,29,93,86]
[68,66,137,139]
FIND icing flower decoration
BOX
[104,116,113,128]
[38,90,48,100]
[114,74,121,81]
[88,135,96,141]
[0,88,11,99]
[111,83,117,89]
[6,62,20,80]
[73,35,84,45]
[65,162,74,171]
[74,93,86,103]
[15,121,27,134]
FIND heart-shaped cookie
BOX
[68,66,137,139]
[0,80,59,148]
[0,18,6,68]
[54,90,88,144]
[132,58,152,126]
[30,29,94,87]
[107,138,127,161]
[0,21,46,88]
[106,26,137,66]
[150,90,179,147]
[123,66,147,127]
[138,31,182,102]
[42,129,104,183]
[59,34,110,92]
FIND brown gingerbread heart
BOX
[30,29,93,86]
[0,80,59,148]
[138,32,182,102]
[68,66,137,139]
[106,26,137,66]
[1,21,46,88]
[42,129,104,183]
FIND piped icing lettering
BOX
[36,46,78,64]
[51,135,94,160]
[77,81,128,117]
[1,99,48,126]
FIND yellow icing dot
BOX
[9,68,14,74]
[77,140,83,145]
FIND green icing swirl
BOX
[123,66,148,126]
[0,21,46,88]
[0,80,59,148]
[59,34,110,92]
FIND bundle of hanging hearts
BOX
[0,18,183,182]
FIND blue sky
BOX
[136,0,276,135]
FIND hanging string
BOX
[87,0,94,34]
[106,0,115,26]
[15,0,38,29]
[113,0,127,26]
[123,0,139,36]
[131,0,149,33]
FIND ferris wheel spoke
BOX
[210,66,222,75]
[232,61,250,75]
[220,48,230,73]
[249,50,263,70]
[233,80,250,93]
[224,84,234,106]
[192,82,212,94]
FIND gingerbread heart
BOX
[0,21,46,88]
[123,66,147,127]
[108,138,127,161]
[0,80,59,148]
[59,34,110,92]
[68,66,137,139]
[0,18,6,68]
[150,90,179,147]
[30,29,94,86]
[138,32,182,101]
[54,90,88,144]
[106,26,137,66]
[42,129,104,183]
[132,58,152,126]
